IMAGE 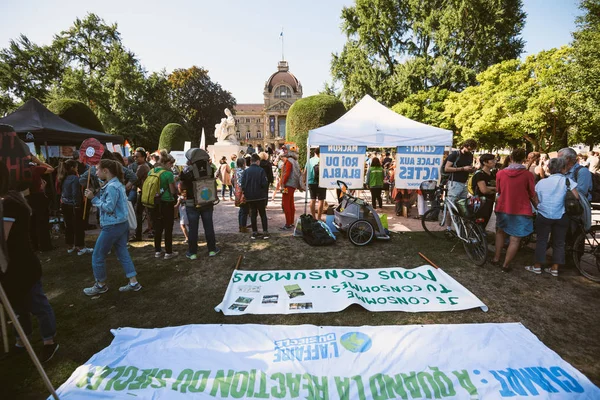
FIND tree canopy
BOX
[331,0,526,107]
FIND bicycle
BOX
[571,218,600,282]
[421,183,488,266]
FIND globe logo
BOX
[340,332,372,353]
[200,188,212,200]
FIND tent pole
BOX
[0,283,59,399]
[304,139,310,215]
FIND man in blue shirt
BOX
[559,147,592,201]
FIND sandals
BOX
[524,265,542,274]
[544,268,558,277]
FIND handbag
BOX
[565,178,583,216]
[127,200,137,230]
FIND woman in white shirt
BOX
[526,157,579,277]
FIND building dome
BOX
[265,61,301,93]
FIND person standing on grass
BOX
[174,182,189,244]
[26,155,55,252]
[279,149,304,230]
[366,157,384,209]
[59,160,92,255]
[0,162,59,362]
[471,154,497,229]
[491,148,539,272]
[83,160,141,295]
[242,154,270,239]
[179,149,219,260]
[526,157,579,278]
[234,158,249,233]
[130,149,152,241]
[149,150,178,260]
[306,148,327,220]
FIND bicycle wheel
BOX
[573,225,600,282]
[462,219,488,266]
[348,219,374,246]
[421,207,445,239]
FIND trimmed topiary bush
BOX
[286,95,346,163]
[47,98,105,132]
[158,123,188,151]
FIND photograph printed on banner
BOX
[289,302,313,310]
[262,295,279,305]
[228,303,248,312]
[234,296,254,304]
[284,284,305,299]
[236,285,261,293]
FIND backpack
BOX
[186,148,218,207]
[565,177,583,216]
[573,165,600,202]
[467,170,483,196]
[300,214,336,246]
[141,169,167,208]
[313,161,320,184]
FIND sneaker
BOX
[208,248,221,257]
[164,251,179,260]
[119,282,142,292]
[186,253,197,260]
[67,247,77,254]
[251,232,259,240]
[544,268,558,277]
[279,225,291,231]
[83,282,108,296]
[41,343,59,363]
[77,248,93,256]
[525,265,542,274]
[155,251,164,258]
[262,232,270,239]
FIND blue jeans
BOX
[92,221,137,282]
[14,280,56,341]
[186,205,217,255]
[239,204,249,228]
[221,185,233,198]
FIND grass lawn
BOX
[1,230,599,398]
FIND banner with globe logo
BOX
[53,323,600,399]
[215,265,488,315]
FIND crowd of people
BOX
[444,139,595,276]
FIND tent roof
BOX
[308,95,452,147]
[0,98,123,145]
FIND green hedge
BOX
[158,123,188,151]
[47,99,105,132]
[286,95,346,163]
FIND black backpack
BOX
[313,161,320,184]
[300,214,336,246]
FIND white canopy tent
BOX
[307,94,453,148]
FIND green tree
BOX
[286,95,346,163]
[391,87,453,130]
[47,98,105,132]
[445,47,576,152]
[168,66,236,146]
[158,123,188,151]
[570,0,600,146]
[331,0,526,106]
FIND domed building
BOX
[233,60,303,150]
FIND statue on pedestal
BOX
[214,108,239,145]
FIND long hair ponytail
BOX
[99,159,123,183]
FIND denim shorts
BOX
[495,212,533,237]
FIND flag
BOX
[280,30,283,38]
[200,128,206,150]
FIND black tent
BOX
[0,98,123,145]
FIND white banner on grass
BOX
[53,323,600,399]
[215,266,488,315]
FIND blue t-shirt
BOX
[536,174,577,220]
[306,156,320,185]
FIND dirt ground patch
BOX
[1,229,599,398]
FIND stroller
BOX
[333,180,390,246]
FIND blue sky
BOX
[0,0,582,103]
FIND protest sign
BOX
[319,145,366,189]
[215,266,487,315]
[106,142,115,152]
[60,146,76,158]
[170,151,188,166]
[0,124,33,190]
[395,145,444,189]
[53,323,600,399]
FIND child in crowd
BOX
[175,182,189,243]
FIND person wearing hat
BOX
[279,147,304,230]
